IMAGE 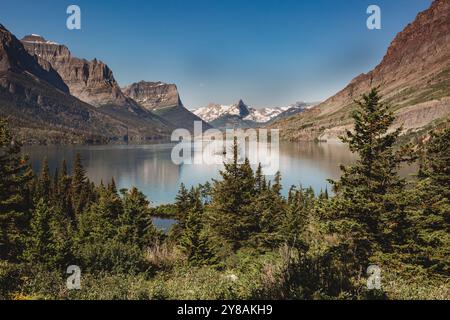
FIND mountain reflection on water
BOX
[23,142,357,205]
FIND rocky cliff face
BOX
[0,25,131,144]
[1,29,69,93]
[123,81,211,132]
[20,34,175,139]
[0,25,173,144]
[270,0,450,141]
[21,34,130,108]
[122,81,182,110]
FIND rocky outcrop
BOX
[123,81,211,132]
[269,0,450,141]
[21,34,130,108]
[1,28,69,93]
[0,25,172,144]
[0,25,129,144]
[20,33,175,139]
[122,81,182,110]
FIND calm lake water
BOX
[23,142,357,230]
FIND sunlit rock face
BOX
[21,34,131,107]
[123,81,212,132]
[122,81,182,110]
[0,25,133,143]
[21,34,175,138]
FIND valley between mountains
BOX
[1,0,449,145]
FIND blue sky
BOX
[1,0,431,108]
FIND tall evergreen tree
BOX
[118,187,159,249]
[0,118,33,261]
[255,163,267,193]
[36,157,51,202]
[71,154,88,215]
[272,171,282,196]
[208,139,258,250]
[328,88,414,285]
[75,184,119,246]
[108,177,118,195]
[281,187,314,251]
[58,159,74,224]
[22,199,59,269]
[175,183,190,224]
[253,171,286,248]
[409,128,450,274]
[179,189,217,266]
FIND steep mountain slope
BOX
[0,32,69,94]
[265,102,317,124]
[269,0,450,141]
[21,34,174,137]
[122,81,211,132]
[194,100,312,129]
[0,24,170,144]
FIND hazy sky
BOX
[1,0,431,108]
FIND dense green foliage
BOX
[0,89,448,300]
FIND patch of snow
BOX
[193,100,316,124]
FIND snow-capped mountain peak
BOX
[193,100,315,125]
[193,100,250,123]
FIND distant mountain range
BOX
[193,100,315,129]
[268,0,450,141]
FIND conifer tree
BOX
[272,171,282,196]
[208,139,258,250]
[198,181,212,204]
[0,118,33,260]
[22,198,59,268]
[281,187,313,250]
[58,159,74,224]
[318,187,329,200]
[108,177,118,195]
[255,163,266,193]
[76,184,119,246]
[328,88,413,282]
[36,157,51,202]
[179,189,217,266]
[175,183,190,224]
[118,187,159,248]
[71,154,88,215]
[253,171,286,248]
[410,128,450,273]
[72,154,86,193]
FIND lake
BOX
[23,142,357,230]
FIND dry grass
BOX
[144,242,185,270]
